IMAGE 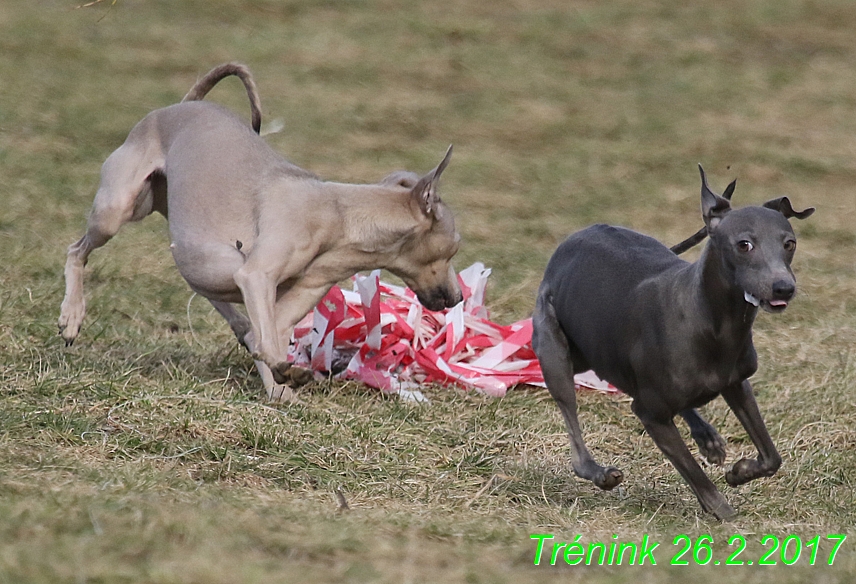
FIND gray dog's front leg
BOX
[721,380,782,486]
[639,415,736,520]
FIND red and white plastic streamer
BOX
[287,263,617,398]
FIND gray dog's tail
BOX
[669,226,708,255]
[182,63,262,134]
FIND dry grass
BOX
[1,0,856,581]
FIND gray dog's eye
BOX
[784,240,796,252]
[737,240,754,252]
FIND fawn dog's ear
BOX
[411,145,453,218]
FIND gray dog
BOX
[532,167,813,519]
[60,63,462,400]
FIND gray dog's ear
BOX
[722,178,737,201]
[412,145,453,217]
[699,164,732,231]
[761,196,815,220]
[671,173,737,254]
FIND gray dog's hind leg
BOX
[680,408,727,465]
[721,380,782,486]
[532,286,624,491]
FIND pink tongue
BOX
[770,300,788,307]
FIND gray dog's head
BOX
[386,146,463,312]
[700,166,814,313]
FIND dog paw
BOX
[269,361,293,385]
[697,433,727,466]
[57,312,82,346]
[687,418,726,465]
[285,366,314,388]
[708,498,738,521]
[595,466,624,491]
[266,384,295,402]
[58,323,76,346]
[725,458,758,487]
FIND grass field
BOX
[1,0,855,582]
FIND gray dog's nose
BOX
[772,280,795,300]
